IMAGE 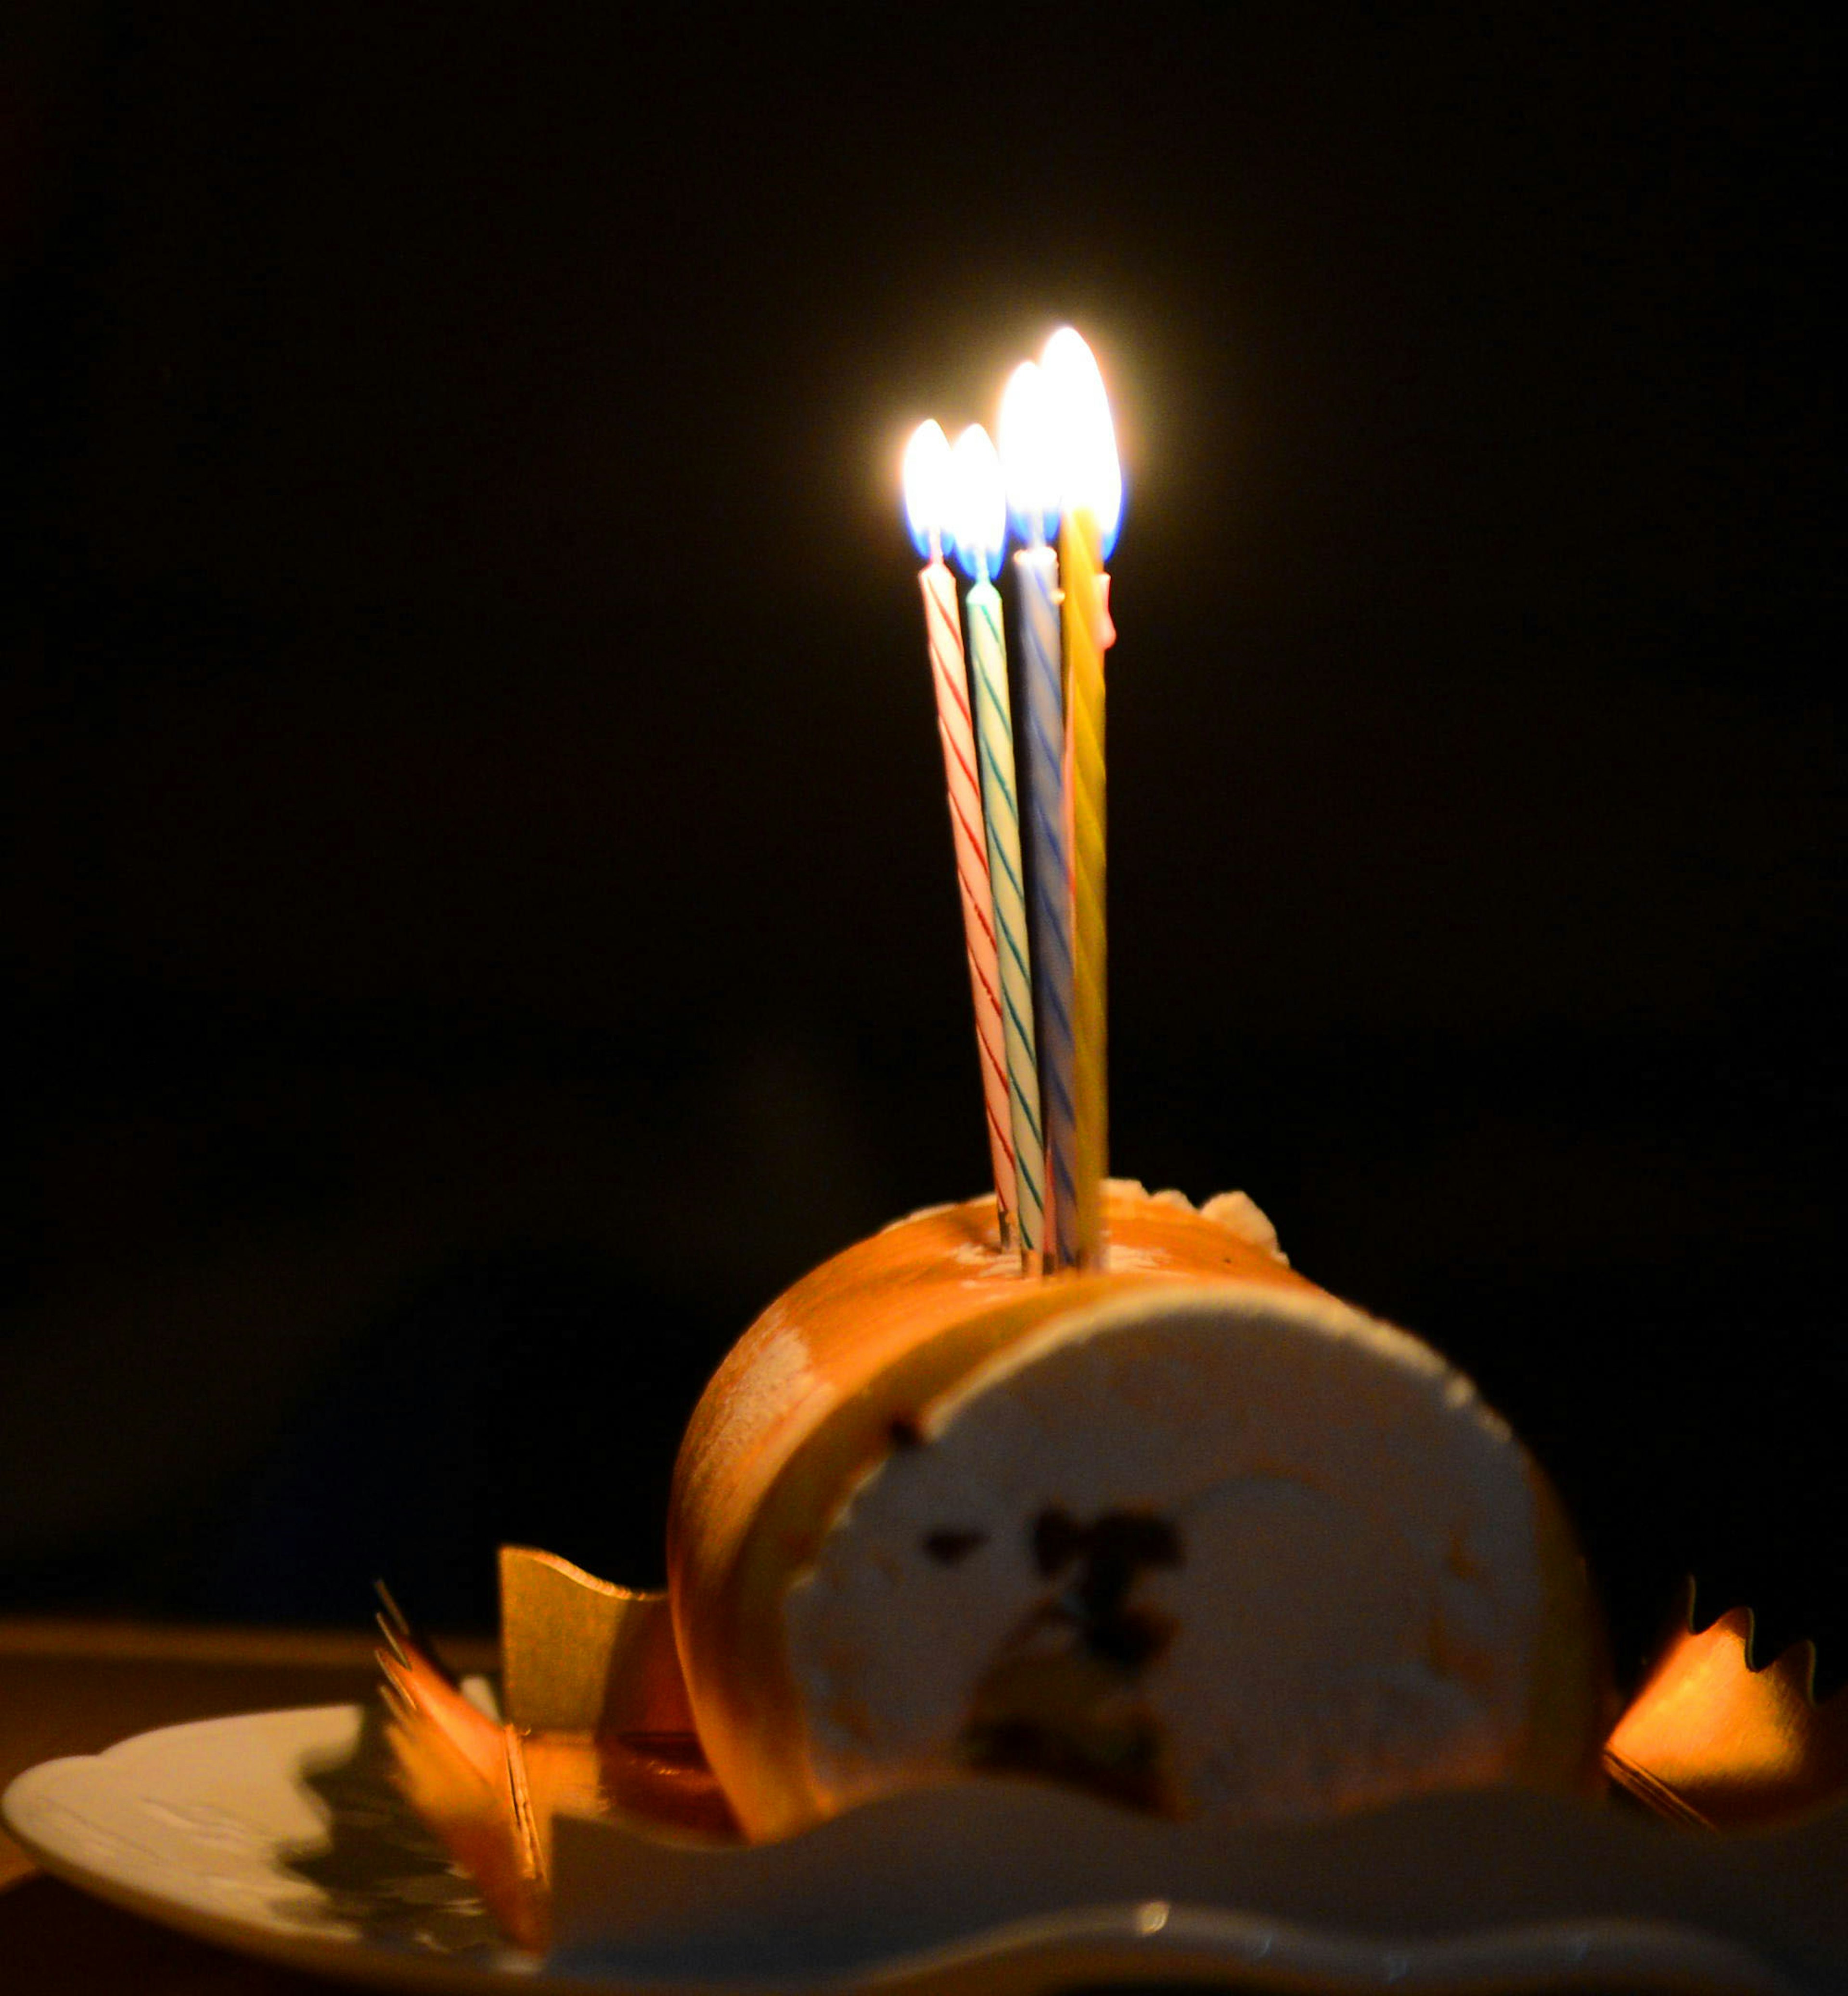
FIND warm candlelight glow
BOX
[948,425,1008,584]
[902,419,953,554]
[1041,327,1122,556]
[997,361,1061,544]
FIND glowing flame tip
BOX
[1041,327,1123,556]
[998,360,1061,543]
[902,419,952,557]
[948,424,1007,582]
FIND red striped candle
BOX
[905,421,1018,1249]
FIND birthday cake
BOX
[395,328,1607,1872]
[360,326,1848,1985]
[666,1181,1609,1842]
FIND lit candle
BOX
[999,360,1078,1272]
[903,419,1018,1249]
[1045,329,1122,1272]
[949,423,1044,1266]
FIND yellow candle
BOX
[1044,330,1122,1273]
[1061,504,1109,1269]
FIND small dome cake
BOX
[667,1184,1606,1842]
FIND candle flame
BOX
[1042,327,1123,558]
[998,361,1062,546]
[902,419,953,558]
[948,425,1008,584]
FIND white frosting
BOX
[783,1284,1539,1825]
[1197,1190,1289,1265]
[881,1180,1288,1260]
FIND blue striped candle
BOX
[1001,361,1078,1272]
[1014,540,1078,1270]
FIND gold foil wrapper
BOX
[1605,1584,1848,1831]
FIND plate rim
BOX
[0,1703,1809,1996]
[3,1702,532,1993]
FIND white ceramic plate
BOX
[1,1703,1824,1993]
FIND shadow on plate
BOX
[278,1700,505,1962]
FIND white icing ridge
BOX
[1095,1244,1178,1275]
[876,1180,1288,1265]
[1198,1190,1288,1264]
[1104,1177,1289,1265]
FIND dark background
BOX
[0,6,1836,1694]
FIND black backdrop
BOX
[1,6,1837,1691]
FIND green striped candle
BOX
[951,424,1043,1263]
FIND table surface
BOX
[0,1617,497,1993]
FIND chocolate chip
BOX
[1029,1507,1183,1670]
[1084,1606,1176,1670]
[1032,1507,1083,1576]
[922,1528,989,1566]
[1077,1514,1182,1624]
[887,1415,925,1451]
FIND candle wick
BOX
[928,528,943,566]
